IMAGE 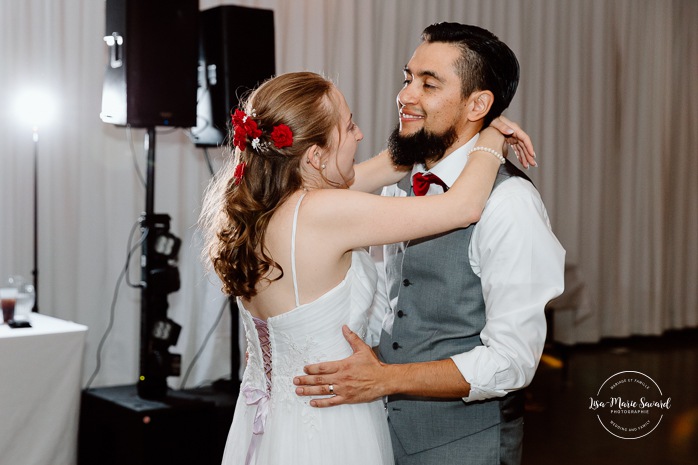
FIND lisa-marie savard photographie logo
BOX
[589,371,671,439]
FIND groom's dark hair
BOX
[421,22,520,127]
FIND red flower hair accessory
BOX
[233,162,246,185]
[271,124,293,148]
[231,109,294,152]
[232,110,262,151]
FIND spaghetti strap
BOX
[291,192,306,307]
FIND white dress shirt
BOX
[387,135,565,402]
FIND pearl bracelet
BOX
[468,146,505,165]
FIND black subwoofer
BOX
[78,384,237,465]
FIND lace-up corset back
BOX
[252,317,272,392]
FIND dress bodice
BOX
[238,249,385,403]
[223,192,393,465]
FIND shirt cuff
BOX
[451,352,507,403]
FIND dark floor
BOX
[522,329,698,465]
[78,330,697,465]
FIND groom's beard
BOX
[387,124,458,167]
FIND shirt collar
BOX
[410,134,480,188]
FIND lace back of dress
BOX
[252,317,272,392]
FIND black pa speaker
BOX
[189,5,276,147]
[100,0,199,127]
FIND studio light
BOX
[14,88,58,130]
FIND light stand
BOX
[14,88,55,313]
[32,127,39,312]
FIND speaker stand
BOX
[137,127,181,399]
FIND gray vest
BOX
[379,161,529,455]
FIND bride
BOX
[199,71,532,465]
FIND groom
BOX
[295,22,565,464]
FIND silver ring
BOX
[328,384,334,395]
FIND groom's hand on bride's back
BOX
[293,325,387,408]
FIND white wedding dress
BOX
[221,194,394,465]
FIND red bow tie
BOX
[412,172,449,196]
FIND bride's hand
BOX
[490,115,537,169]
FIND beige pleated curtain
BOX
[0,0,696,387]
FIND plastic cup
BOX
[1,288,18,323]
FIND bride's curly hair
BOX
[199,72,340,299]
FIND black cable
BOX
[84,221,147,390]
[87,111,221,390]
[119,99,221,390]
[179,297,228,390]
[175,140,227,389]
[203,147,216,176]
[124,224,144,289]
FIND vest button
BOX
[392,342,400,350]
[397,310,404,318]
[402,279,412,286]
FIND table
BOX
[0,313,87,465]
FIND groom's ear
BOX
[465,90,494,123]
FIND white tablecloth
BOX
[0,313,87,465]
